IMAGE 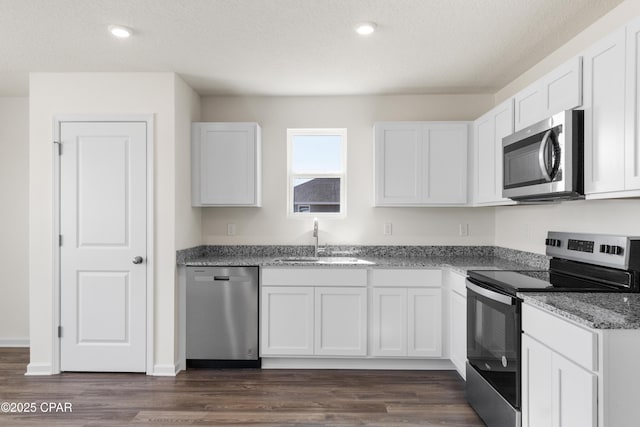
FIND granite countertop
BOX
[178,244,549,274]
[181,254,544,274]
[520,292,640,330]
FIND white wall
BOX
[174,75,202,250]
[28,72,195,374]
[0,97,29,346]
[493,0,640,254]
[199,94,496,246]
[495,199,640,254]
[173,74,201,362]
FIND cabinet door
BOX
[192,122,260,206]
[261,287,314,356]
[407,288,442,357]
[522,334,553,427]
[371,288,407,357]
[314,287,367,356]
[542,56,583,116]
[473,100,514,206]
[473,113,495,204]
[551,352,597,427]
[514,81,544,131]
[449,290,466,378]
[626,18,640,191]
[423,124,468,204]
[374,123,422,205]
[583,29,626,195]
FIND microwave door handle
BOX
[537,129,553,181]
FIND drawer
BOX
[261,268,367,286]
[369,269,442,287]
[447,270,467,296]
[522,303,598,371]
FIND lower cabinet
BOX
[371,287,442,357]
[448,288,466,378]
[520,302,640,427]
[521,333,597,427]
[261,286,315,355]
[314,287,367,356]
[261,286,367,357]
[261,267,445,362]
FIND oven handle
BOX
[466,280,516,305]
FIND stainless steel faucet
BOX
[313,217,319,257]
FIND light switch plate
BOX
[227,223,237,236]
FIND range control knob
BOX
[600,245,623,255]
[546,238,561,247]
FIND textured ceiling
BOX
[0,0,625,96]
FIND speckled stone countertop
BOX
[520,293,640,330]
[177,245,549,273]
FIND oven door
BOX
[466,279,521,409]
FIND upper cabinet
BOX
[514,56,583,131]
[191,122,262,207]
[472,98,516,206]
[583,19,640,199]
[374,122,469,206]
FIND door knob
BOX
[132,256,144,264]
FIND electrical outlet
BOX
[459,223,468,236]
[227,223,236,236]
[383,222,392,235]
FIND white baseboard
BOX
[261,357,455,370]
[152,363,180,376]
[0,338,29,347]
[25,363,53,376]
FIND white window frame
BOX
[287,128,347,218]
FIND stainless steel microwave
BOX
[502,110,583,202]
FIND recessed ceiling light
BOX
[108,25,132,38]
[355,22,376,36]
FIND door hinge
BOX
[53,140,62,155]
[57,326,62,338]
[59,235,63,246]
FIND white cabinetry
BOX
[314,287,367,356]
[374,122,468,206]
[370,269,442,358]
[584,20,640,199]
[191,122,261,206]
[522,304,597,427]
[522,302,640,427]
[625,18,640,192]
[583,29,626,196]
[261,286,314,355]
[514,57,582,131]
[446,270,467,379]
[472,98,516,205]
[260,268,367,357]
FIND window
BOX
[287,128,347,216]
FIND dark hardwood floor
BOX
[0,348,485,426]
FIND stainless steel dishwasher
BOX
[186,266,259,368]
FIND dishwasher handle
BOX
[214,276,230,281]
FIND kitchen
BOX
[2,0,640,425]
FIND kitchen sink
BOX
[274,256,374,265]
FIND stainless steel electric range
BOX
[465,231,640,427]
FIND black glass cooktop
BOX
[467,269,628,296]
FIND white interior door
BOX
[60,121,147,372]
